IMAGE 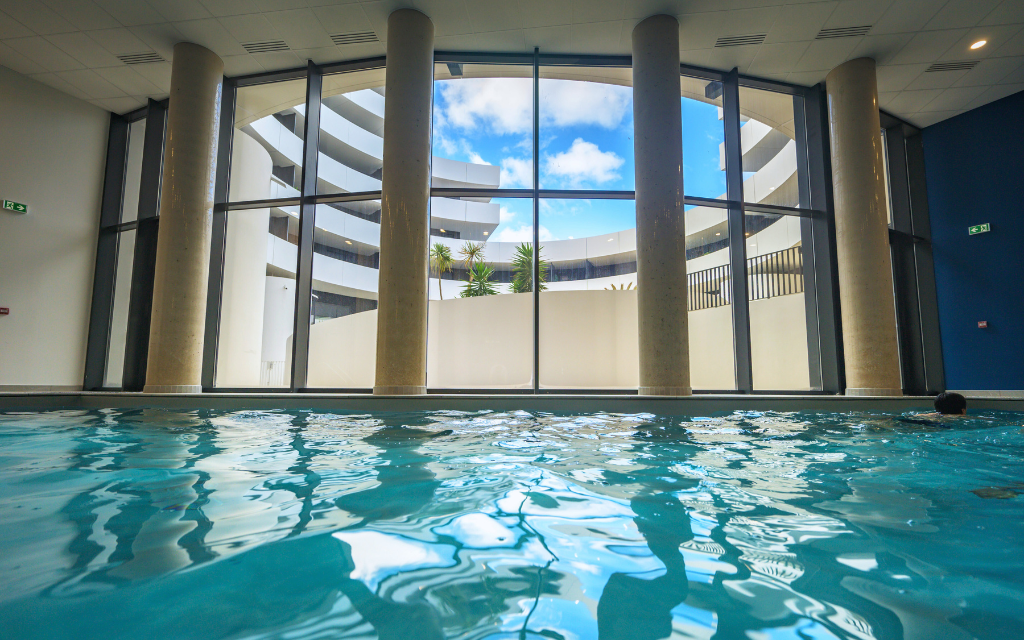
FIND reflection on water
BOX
[1,408,1023,639]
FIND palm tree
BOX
[459,241,486,272]
[605,282,635,290]
[429,243,454,300]
[511,243,549,293]
[460,262,498,297]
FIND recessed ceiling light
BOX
[608,238,614,241]
[971,39,987,49]
[439,229,445,233]
[716,232,721,236]
[345,240,352,245]
[483,231,489,235]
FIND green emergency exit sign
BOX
[2,199,27,213]
[969,223,990,235]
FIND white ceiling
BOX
[1,0,1021,127]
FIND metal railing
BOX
[687,246,804,311]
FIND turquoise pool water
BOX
[1,408,1022,639]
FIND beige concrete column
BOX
[143,42,224,393]
[373,9,434,395]
[825,57,902,396]
[632,15,691,396]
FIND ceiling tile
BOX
[248,48,303,71]
[848,33,912,65]
[291,45,342,64]
[264,8,335,49]
[888,28,967,64]
[147,0,212,22]
[357,0,406,43]
[463,2,523,33]
[909,109,960,127]
[940,24,1024,61]
[92,0,167,27]
[128,22,187,60]
[45,32,123,67]
[870,0,944,35]
[823,0,894,28]
[0,10,35,39]
[434,29,526,52]
[57,68,127,98]
[877,90,898,106]
[786,69,828,86]
[5,35,85,71]
[41,0,121,30]
[410,0,475,37]
[320,40,384,60]
[519,0,572,29]
[747,41,812,76]
[197,0,261,18]
[84,27,150,56]
[571,20,624,54]
[220,52,264,75]
[571,0,624,25]
[524,25,572,52]
[979,0,1024,26]
[875,62,927,91]
[999,59,1024,84]
[918,84,988,110]
[904,67,970,89]
[29,71,91,99]
[992,27,1024,57]
[925,0,1001,30]
[312,4,374,34]
[130,60,172,91]
[679,48,712,67]
[0,40,47,74]
[887,87,942,111]
[763,2,837,44]
[952,55,1023,86]
[251,0,308,11]
[218,13,279,41]
[92,95,146,112]
[965,81,1023,109]
[172,18,247,56]
[792,36,863,71]
[624,0,688,20]
[707,43,760,73]
[677,12,727,50]
[0,0,77,35]
[93,64,163,95]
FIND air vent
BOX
[816,25,872,39]
[118,52,164,65]
[715,33,766,47]
[331,31,378,46]
[926,61,979,72]
[242,40,289,54]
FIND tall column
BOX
[373,9,434,395]
[825,57,902,396]
[632,15,691,396]
[143,42,224,393]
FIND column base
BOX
[638,386,692,396]
[143,384,203,394]
[845,387,903,397]
[373,385,427,396]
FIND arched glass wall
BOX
[196,53,837,393]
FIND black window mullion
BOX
[722,68,753,393]
[532,47,540,395]
[290,61,322,391]
[202,78,237,390]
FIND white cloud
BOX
[439,78,533,134]
[499,157,532,188]
[499,205,515,222]
[468,151,489,166]
[541,79,632,129]
[493,224,555,242]
[543,138,623,186]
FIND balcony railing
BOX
[687,246,804,311]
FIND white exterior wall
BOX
[0,66,109,390]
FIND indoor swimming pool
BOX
[1,407,1022,639]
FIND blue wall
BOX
[922,90,1024,391]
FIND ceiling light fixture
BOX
[971,39,987,49]
[345,240,352,245]
[483,231,489,235]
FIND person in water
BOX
[911,391,967,420]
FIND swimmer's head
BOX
[934,392,967,415]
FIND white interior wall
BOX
[0,66,109,390]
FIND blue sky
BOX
[432,77,726,242]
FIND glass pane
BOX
[680,75,726,200]
[538,198,636,388]
[216,208,298,388]
[306,202,380,388]
[104,229,136,388]
[231,78,308,203]
[539,66,634,191]
[121,119,146,223]
[881,128,894,227]
[738,86,801,208]
[319,68,387,195]
[686,205,735,390]
[427,197,534,389]
[745,211,812,390]
[432,63,532,189]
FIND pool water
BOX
[1,408,1023,639]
